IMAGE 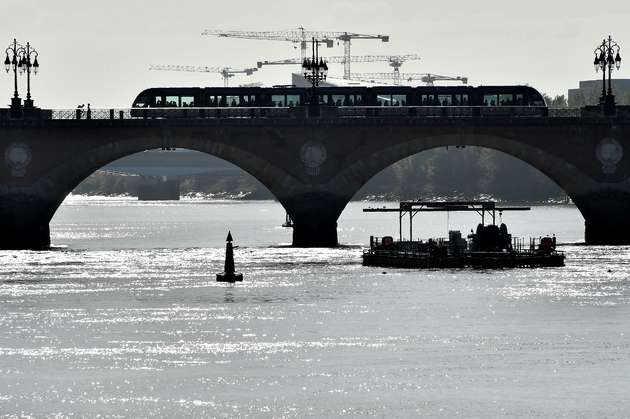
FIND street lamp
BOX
[302,37,328,116]
[5,39,25,118]
[20,42,39,108]
[594,35,621,108]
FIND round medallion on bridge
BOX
[300,140,327,176]
[596,138,623,174]
[4,141,32,177]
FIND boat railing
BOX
[366,236,449,257]
[512,237,526,252]
[506,236,564,257]
[365,235,563,256]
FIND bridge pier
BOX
[285,192,345,247]
[292,220,338,247]
[0,194,52,250]
[577,192,630,245]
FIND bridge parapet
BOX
[1,105,589,123]
[582,105,630,118]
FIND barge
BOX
[362,201,565,269]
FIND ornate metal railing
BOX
[548,107,582,117]
[337,106,556,118]
[49,107,296,120]
[51,109,133,120]
[40,105,583,120]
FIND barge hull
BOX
[362,252,565,269]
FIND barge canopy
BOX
[363,201,530,241]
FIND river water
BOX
[0,197,628,418]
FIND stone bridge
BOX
[1,106,629,249]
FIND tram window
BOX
[341,95,361,106]
[241,95,256,106]
[331,95,344,106]
[392,95,406,106]
[438,95,452,106]
[286,95,300,106]
[515,94,524,106]
[153,96,164,107]
[271,95,284,107]
[529,94,545,106]
[225,96,239,107]
[452,94,468,106]
[165,96,179,107]
[133,95,150,107]
[499,94,513,106]
[377,95,392,106]
[376,94,408,106]
[181,96,195,107]
[484,94,497,106]
[421,94,438,106]
[208,95,225,106]
[271,95,286,107]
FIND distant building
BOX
[568,79,630,103]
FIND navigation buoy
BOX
[216,231,243,283]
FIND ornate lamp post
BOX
[4,39,25,118]
[302,37,328,116]
[593,35,621,109]
[19,42,39,108]
[4,39,39,117]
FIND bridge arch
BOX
[29,135,300,222]
[334,131,599,213]
[352,145,561,201]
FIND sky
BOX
[1,0,629,109]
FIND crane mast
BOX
[203,28,389,79]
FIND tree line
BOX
[355,146,564,202]
[75,145,566,203]
[544,83,630,107]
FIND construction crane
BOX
[345,71,468,86]
[149,65,257,87]
[257,54,419,69]
[202,28,389,79]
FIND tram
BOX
[130,85,546,114]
